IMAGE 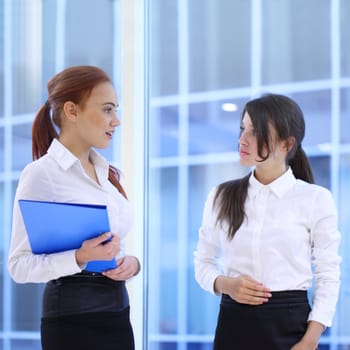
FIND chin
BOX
[240,159,252,167]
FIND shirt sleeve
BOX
[7,163,82,283]
[194,187,223,295]
[307,187,341,327]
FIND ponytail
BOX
[108,165,128,199]
[288,146,314,184]
[214,173,250,240]
[32,102,58,160]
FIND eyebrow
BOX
[102,102,119,108]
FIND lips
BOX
[240,149,250,156]
[105,131,114,137]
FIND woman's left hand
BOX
[102,255,140,281]
[290,340,318,350]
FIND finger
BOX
[93,232,113,245]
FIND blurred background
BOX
[0,0,350,349]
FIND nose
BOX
[111,111,121,127]
[238,131,248,147]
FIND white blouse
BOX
[194,168,341,327]
[8,139,133,283]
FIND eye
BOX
[103,107,113,114]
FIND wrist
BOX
[214,275,227,294]
[75,248,88,267]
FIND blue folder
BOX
[18,199,117,273]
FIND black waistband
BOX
[222,290,308,306]
[43,274,129,318]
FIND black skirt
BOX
[213,290,311,350]
[41,273,134,350]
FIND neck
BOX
[254,166,287,185]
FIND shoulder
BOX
[294,179,336,210]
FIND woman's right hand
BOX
[75,232,120,266]
[214,275,271,305]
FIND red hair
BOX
[32,65,126,198]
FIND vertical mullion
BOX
[3,1,13,349]
[330,0,340,349]
[177,0,189,348]
[251,0,262,96]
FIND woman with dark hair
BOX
[8,65,139,350]
[194,94,341,350]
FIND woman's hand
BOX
[102,255,141,281]
[75,232,120,266]
[290,321,323,350]
[290,340,317,350]
[214,275,271,305]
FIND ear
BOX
[62,101,79,122]
[283,136,296,152]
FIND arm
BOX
[307,188,341,327]
[8,166,82,283]
[290,321,324,350]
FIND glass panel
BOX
[148,167,179,337]
[65,0,115,75]
[340,88,350,144]
[0,0,3,118]
[290,90,331,147]
[0,127,4,171]
[12,0,43,114]
[12,123,32,171]
[10,339,41,350]
[337,154,350,337]
[188,98,246,155]
[150,106,179,158]
[309,156,330,190]
[341,0,350,77]
[150,0,178,97]
[42,0,58,87]
[262,0,330,83]
[0,181,3,329]
[188,0,251,92]
[11,282,44,331]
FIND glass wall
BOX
[0,0,122,348]
[146,0,350,349]
[2,1,350,349]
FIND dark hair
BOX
[32,65,126,197]
[214,93,314,239]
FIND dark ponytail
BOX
[32,102,59,160]
[213,173,250,240]
[288,146,314,184]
